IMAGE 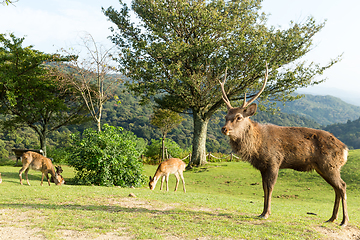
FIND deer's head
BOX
[149,176,156,190]
[220,63,268,139]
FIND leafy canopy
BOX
[104,0,339,117]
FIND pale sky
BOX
[1,0,359,103]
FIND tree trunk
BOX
[39,131,47,157]
[96,104,102,132]
[162,135,166,161]
[96,118,101,132]
[191,110,209,166]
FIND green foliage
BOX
[0,33,88,154]
[67,124,146,187]
[46,128,73,164]
[144,138,188,161]
[150,108,184,137]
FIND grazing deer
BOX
[219,63,349,226]
[149,158,186,193]
[19,151,64,186]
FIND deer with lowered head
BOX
[220,63,349,226]
[19,151,65,186]
[149,158,186,193]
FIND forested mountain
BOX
[279,94,360,126]
[323,118,360,149]
[100,86,360,151]
[99,85,321,153]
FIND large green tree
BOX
[103,0,339,166]
[0,33,89,156]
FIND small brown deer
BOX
[149,158,186,193]
[19,151,65,186]
[220,63,349,226]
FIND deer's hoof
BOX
[326,218,336,223]
[258,214,268,219]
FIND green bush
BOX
[67,124,146,187]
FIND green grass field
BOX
[0,150,359,239]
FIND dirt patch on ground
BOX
[0,227,45,240]
[315,225,360,240]
[107,196,181,211]
[0,227,132,240]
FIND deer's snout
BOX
[221,126,229,135]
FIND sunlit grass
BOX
[0,150,359,239]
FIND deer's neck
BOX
[229,119,261,162]
[49,167,59,185]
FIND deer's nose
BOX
[221,126,228,135]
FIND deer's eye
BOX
[236,116,243,121]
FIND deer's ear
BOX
[149,176,152,181]
[243,103,257,117]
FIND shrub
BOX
[67,124,146,187]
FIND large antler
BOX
[219,67,233,109]
[220,62,269,110]
[241,62,268,108]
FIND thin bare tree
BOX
[61,33,122,132]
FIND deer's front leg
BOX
[160,176,165,191]
[260,168,278,219]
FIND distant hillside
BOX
[97,86,322,153]
[279,94,360,126]
[323,118,360,149]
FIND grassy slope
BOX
[0,150,359,239]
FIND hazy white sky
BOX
[1,0,359,100]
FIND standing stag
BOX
[19,151,64,186]
[219,63,349,226]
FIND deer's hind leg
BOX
[179,171,186,193]
[174,172,180,192]
[316,168,349,226]
[19,166,27,185]
[19,160,32,185]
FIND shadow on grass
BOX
[0,170,80,185]
[0,202,257,223]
